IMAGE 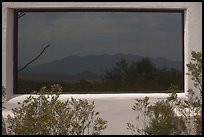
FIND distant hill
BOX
[19,54,182,75]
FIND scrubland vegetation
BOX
[18,57,183,93]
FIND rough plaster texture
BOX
[2,2,202,135]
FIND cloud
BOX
[18,11,183,66]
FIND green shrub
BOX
[127,85,187,135]
[7,84,107,135]
[176,51,202,135]
[144,85,187,135]
[2,86,7,135]
[127,51,202,135]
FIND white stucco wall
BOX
[2,2,202,135]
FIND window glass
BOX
[15,10,184,93]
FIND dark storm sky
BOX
[18,11,183,66]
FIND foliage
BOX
[18,57,183,93]
[2,86,7,135]
[144,85,187,135]
[2,86,6,109]
[175,89,202,135]
[127,96,149,135]
[103,57,182,92]
[7,84,107,135]
[176,51,202,135]
[186,51,202,94]
[127,51,202,135]
[127,85,187,135]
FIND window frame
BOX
[2,2,202,100]
[13,8,185,94]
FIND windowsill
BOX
[4,92,187,110]
[3,92,187,114]
[6,92,187,103]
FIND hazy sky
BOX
[18,11,183,66]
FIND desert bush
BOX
[2,86,7,135]
[7,84,107,135]
[127,51,202,135]
[2,86,6,109]
[144,85,187,135]
[127,85,187,135]
[176,51,202,135]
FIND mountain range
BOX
[19,54,182,75]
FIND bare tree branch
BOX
[18,12,26,19]
[18,44,51,73]
[17,12,51,73]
